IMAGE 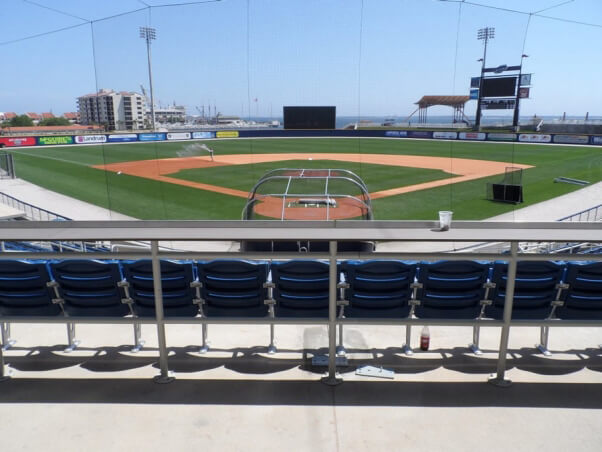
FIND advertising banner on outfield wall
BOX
[433,131,457,140]
[553,134,590,145]
[216,131,239,138]
[408,131,432,139]
[384,131,408,138]
[518,134,551,143]
[487,133,516,142]
[108,134,138,142]
[0,136,37,147]
[459,132,486,141]
[139,133,166,141]
[75,135,107,144]
[592,136,602,145]
[37,136,73,146]
[167,132,191,140]
[192,131,216,139]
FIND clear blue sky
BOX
[1,0,600,118]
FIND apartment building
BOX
[77,89,146,131]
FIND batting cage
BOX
[242,168,373,221]
[241,168,374,252]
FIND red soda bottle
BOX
[420,326,430,351]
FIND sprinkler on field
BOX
[177,143,214,160]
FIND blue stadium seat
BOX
[271,260,333,318]
[196,260,269,317]
[338,260,418,355]
[0,260,61,317]
[196,260,270,353]
[121,260,199,317]
[556,262,602,320]
[49,260,130,317]
[486,261,566,320]
[0,260,63,351]
[415,261,490,319]
[341,260,417,318]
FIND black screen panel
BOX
[481,77,517,98]
[283,106,336,129]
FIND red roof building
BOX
[41,112,55,119]
[26,112,41,120]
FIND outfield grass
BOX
[7,138,602,220]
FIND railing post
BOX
[151,240,174,383]
[489,240,518,387]
[0,329,9,381]
[321,240,342,386]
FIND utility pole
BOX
[140,26,157,131]
[475,27,495,130]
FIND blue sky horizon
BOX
[1,0,600,118]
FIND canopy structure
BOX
[407,95,471,124]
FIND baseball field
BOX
[6,138,602,220]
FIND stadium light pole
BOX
[475,27,495,130]
[512,54,529,132]
[140,26,157,132]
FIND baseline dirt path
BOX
[95,153,532,201]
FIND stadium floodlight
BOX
[477,27,495,41]
[140,26,157,131]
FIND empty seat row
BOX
[0,259,600,355]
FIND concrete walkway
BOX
[0,178,135,221]
[1,322,601,451]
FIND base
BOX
[63,340,81,353]
[488,375,512,387]
[153,373,175,384]
[320,375,343,386]
[130,340,146,353]
[0,368,12,382]
[267,344,277,355]
[468,343,483,356]
[336,345,346,357]
[198,344,210,354]
[2,339,16,351]
[536,344,552,357]
[401,344,413,356]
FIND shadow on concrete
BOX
[1,378,601,409]
[4,345,600,376]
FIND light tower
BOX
[475,27,495,130]
[140,26,157,131]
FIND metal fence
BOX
[558,203,602,222]
[0,192,70,221]
[0,220,600,386]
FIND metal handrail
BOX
[0,221,600,385]
[0,191,71,221]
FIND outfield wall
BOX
[1,129,601,148]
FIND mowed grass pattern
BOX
[7,138,602,220]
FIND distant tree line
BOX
[1,115,71,127]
